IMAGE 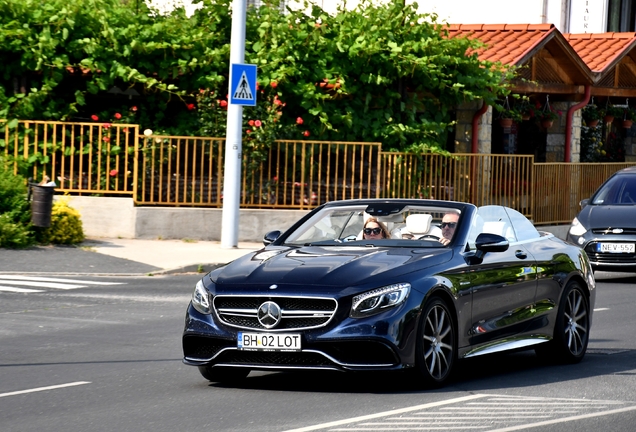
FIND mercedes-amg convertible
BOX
[182,199,595,387]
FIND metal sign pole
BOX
[221,0,247,248]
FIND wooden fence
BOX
[3,120,636,225]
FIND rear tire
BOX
[535,281,590,364]
[198,365,250,383]
[412,297,457,387]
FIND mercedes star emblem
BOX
[257,301,282,328]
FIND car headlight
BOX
[350,283,410,318]
[569,217,587,236]
[192,279,212,314]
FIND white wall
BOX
[289,0,608,33]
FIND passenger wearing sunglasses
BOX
[439,212,459,245]
[362,217,390,240]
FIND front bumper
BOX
[182,298,418,372]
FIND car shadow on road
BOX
[208,348,636,394]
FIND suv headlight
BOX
[192,279,212,314]
[569,217,587,236]
[350,283,410,318]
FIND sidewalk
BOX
[0,238,263,276]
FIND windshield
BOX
[283,203,462,247]
[592,174,636,205]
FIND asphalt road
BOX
[0,272,635,432]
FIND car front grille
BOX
[213,341,398,368]
[591,228,636,235]
[184,336,400,368]
[585,242,636,264]
[213,295,338,331]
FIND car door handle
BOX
[515,250,527,259]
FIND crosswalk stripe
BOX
[0,280,85,290]
[0,285,45,293]
[0,275,124,285]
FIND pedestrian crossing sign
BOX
[230,63,257,106]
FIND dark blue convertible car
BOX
[182,199,596,387]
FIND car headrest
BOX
[405,214,432,235]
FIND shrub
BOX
[0,160,34,248]
[0,213,34,248]
[37,197,85,245]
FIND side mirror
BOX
[580,198,589,209]
[475,233,509,259]
[263,230,282,246]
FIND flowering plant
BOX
[582,104,601,122]
[537,106,561,122]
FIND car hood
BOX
[213,245,452,288]
[578,205,636,229]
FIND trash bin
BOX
[30,183,56,227]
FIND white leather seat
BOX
[399,214,443,239]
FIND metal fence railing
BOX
[4,120,636,225]
[381,152,534,217]
[533,162,636,225]
[1,120,139,194]
[136,136,381,209]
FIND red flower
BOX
[248,120,255,126]
[274,98,283,106]
[303,130,310,137]
[103,136,110,142]
[254,120,262,127]
[246,130,252,134]
[187,103,195,111]
[114,113,122,120]
[220,100,228,107]
[103,123,111,129]
[109,169,118,177]
[91,114,99,121]
[131,106,138,112]
[271,81,278,89]
[296,117,304,125]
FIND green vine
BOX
[1,0,514,152]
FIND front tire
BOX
[536,281,590,363]
[198,365,250,383]
[413,297,457,387]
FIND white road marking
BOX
[0,381,90,398]
[0,280,86,289]
[0,285,44,293]
[0,275,125,285]
[0,275,126,292]
[286,394,636,432]
[282,394,490,432]
[594,307,610,311]
[488,405,636,431]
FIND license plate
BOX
[238,332,301,352]
[597,242,635,253]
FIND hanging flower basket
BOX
[603,115,614,123]
[499,118,513,128]
[541,119,554,129]
[587,119,599,128]
[623,120,633,128]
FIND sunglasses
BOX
[440,222,457,228]
[364,227,382,235]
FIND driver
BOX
[439,212,459,245]
[363,217,390,239]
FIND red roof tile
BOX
[564,33,636,72]
[447,24,556,65]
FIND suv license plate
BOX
[598,242,635,253]
[238,332,301,352]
